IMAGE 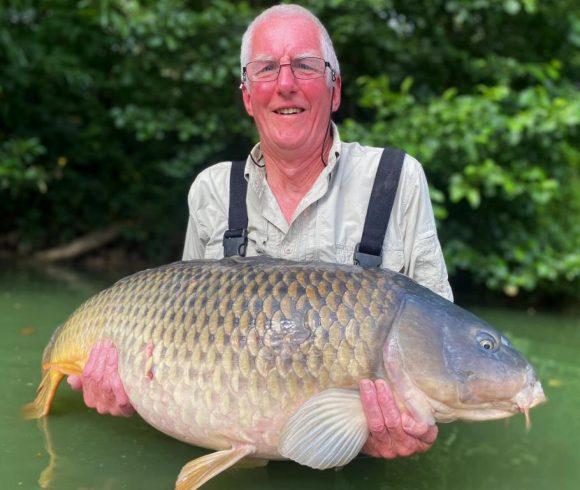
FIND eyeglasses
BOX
[243,56,332,82]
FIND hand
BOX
[67,340,136,417]
[359,379,437,458]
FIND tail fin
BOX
[22,361,82,419]
[22,369,64,419]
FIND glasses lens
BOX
[247,60,279,81]
[245,57,327,82]
[292,57,326,79]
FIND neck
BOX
[262,132,333,224]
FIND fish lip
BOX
[434,406,517,423]
[514,379,547,427]
[515,376,547,409]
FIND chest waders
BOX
[222,148,405,268]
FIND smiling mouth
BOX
[274,108,304,115]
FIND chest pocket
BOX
[333,237,405,272]
[334,242,355,265]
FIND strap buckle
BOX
[223,228,248,257]
[353,243,382,268]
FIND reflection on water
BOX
[37,418,57,488]
[1,261,578,489]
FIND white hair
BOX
[240,4,340,87]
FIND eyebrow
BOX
[251,51,321,62]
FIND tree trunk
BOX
[33,223,128,262]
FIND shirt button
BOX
[283,247,292,255]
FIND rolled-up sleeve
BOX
[402,158,454,302]
[182,162,232,261]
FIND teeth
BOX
[276,108,303,115]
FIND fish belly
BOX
[85,258,399,456]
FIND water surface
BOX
[1,262,578,489]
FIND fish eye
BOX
[480,339,494,350]
[477,332,497,352]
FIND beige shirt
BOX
[183,125,453,301]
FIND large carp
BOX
[24,257,545,489]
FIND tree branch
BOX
[33,223,128,262]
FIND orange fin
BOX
[175,445,255,490]
[22,361,83,419]
[43,361,83,376]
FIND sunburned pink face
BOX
[242,15,341,157]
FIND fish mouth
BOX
[382,305,547,427]
[514,378,546,429]
[433,376,546,427]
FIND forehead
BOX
[251,15,322,59]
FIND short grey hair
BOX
[240,4,340,86]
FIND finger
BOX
[119,403,136,417]
[415,441,432,453]
[362,436,397,459]
[375,379,403,436]
[394,440,421,457]
[67,375,82,391]
[401,412,429,437]
[82,342,100,380]
[91,341,108,384]
[401,413,438,444]
[111,376,131,406]
[96,403,109,415]
[359,379,385,433]
[361,439,381,458]
[84,347,111,408]
[105,341,118,369]
[419,424,438,445]
[83,383,97,409]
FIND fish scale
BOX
[36,258,392,457]
[25,256,545,489]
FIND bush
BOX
[1,0,578,297]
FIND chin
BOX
[271,136,309,151]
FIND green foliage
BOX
[0,137,47,193]
[336,0,579,296]
[1,0,578,298]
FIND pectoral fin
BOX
[175,445,256,490]
[278,388,369,469]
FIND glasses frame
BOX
[242,56,333,83]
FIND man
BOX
[71,4,450,461]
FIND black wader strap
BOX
[223,160,248,257]
[354,147,405,267]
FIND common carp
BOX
[23,257,545,489]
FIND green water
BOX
[1,262,578,490]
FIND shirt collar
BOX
[244,121,342,181]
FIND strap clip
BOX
[353,243,382,268]
[223,228,248,257]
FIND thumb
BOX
[67,375,83,391]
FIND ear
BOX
[241,82,254,117]
[331,75,342,113]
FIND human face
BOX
[242,15,341,158]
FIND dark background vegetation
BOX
[1,0,578,304]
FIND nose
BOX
[276,63,298,95]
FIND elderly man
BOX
[70,4,450,462]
